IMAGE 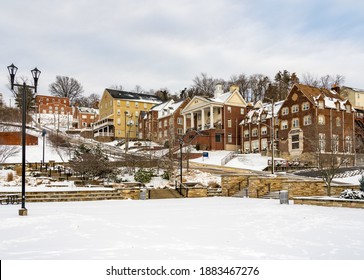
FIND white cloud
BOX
[1,0,364,105]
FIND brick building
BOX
[277,84,355,163]
[35,95,72,115]
[241,100,284,153]
[181,85,247,151]
[72,106,99,129]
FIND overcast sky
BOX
[1,0,363,105]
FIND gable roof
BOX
[105,88,162,103]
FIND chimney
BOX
[229,84,239,93]
[214,83,224,98]
[331,84,340,94]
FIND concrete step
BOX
[232,188,249,198]
[261,191,280,199]
[148,189,183,199]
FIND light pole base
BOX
[19,208,28,216]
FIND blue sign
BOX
[202,152,209,158]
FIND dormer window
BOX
[346,104,351,113]
[318,100,324,109]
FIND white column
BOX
[191,112,195,129]
[183,114,187,133]
[201,109,205,130]
[210,106,214,128]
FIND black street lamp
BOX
[262,97,275,175]
[42,129,47,165]
[8,64,41,216]
[179,138,183,184]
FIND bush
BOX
[340,189,364,200]
[7,172,14,182]
[134,169,154,184]
[162,170,170,180]
[359,175,364,192]
[195,143,200,151]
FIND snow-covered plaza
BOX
[1,197,363,260]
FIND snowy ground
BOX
[1,197,363,260]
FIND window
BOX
[291,134,300,149]
[319,133,326,152]
[345,136,352,153]
[252,128,258,137]
[240,108,245,115]
[261,126,267,135]
[228,119,232,128]
[282,107,289,115]
[227,106,231,113]
[215,134,221,142]
[303,115,312,126]
[244,130,249,138]
[318,100,324,109]
[252,115,257,124]
[126,101,130,107]
[336,117,341,127]
[117,118,121,125]
[177,128,183,135]
[318,115,325,125]
[159,121,162,128]
[346,104,351,113]
[144,103,147,109]
[164,120,167,127]
[332,134,339,153]
[292,118,299,128]
[227,133,232,143]
[135,111,139,117]
[117,100,120,106]
[82,115,87,119]
[135,102,138,108]
[281,120,288,130]
[292,105,299,113]
[177,117,182,125]
[90,115,94,119]
[117,109,121,115]
[302,102,310,111]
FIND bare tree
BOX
[109,84,124,91]
[229,74,250,101]
[134,85,144,93]
[49,76,84,102]
[0,146,20,163]
[192,73,216,97]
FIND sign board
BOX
[202,152,209,158]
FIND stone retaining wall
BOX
[221,174,359,198]
[294,197,364,209]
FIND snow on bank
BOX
[0,197,363,260]
[191,151,277,171]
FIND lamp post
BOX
[7,64,41,216]
[179,138,183,183]
[263,97,275,175]
[42,129,46,165]
[124,111,128,153]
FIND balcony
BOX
[94,132,114,137]
[93,118,114,130]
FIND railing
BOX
[94,132,114,137]
[221,151,235,165]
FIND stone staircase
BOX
[260,191,280,199]
[148,189,184,199]
[232,188,249,198]
[8,189,137,203]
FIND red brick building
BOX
[181,85,247,151]
[241,100,284,153]
[35,95,72,115]
[277,84,355,163]
[72,106,99,129]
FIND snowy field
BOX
[1,197,363,260]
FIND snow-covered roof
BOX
[157,100,184,119]
[77,107,99,114]
[241,100,284,125]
